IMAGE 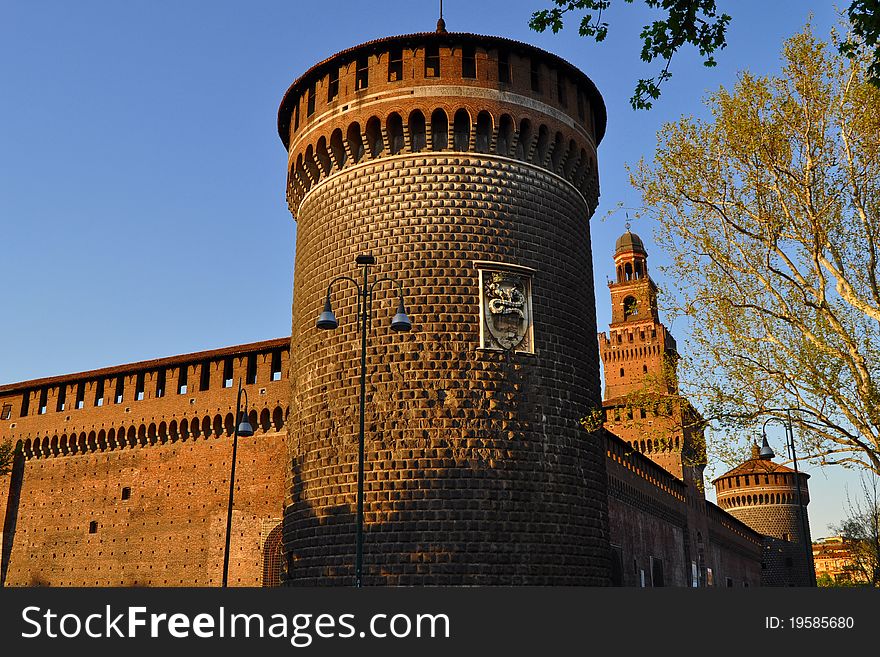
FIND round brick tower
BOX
[277,30,609,585]
[714,443,814,586]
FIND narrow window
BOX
[94,379,104,407]
[530,59,541,93]
[388,47,403,81]
[556,72,566,105]
[223,358,233,388]
[425,45,440,77]
[650,557,664,587]
[38,388,48,414]
[1,403,11,420]
[135,373,145,401]
[293,102,299,131]
[88,521,98,534]
[462,46,476,78]
[178,365,188,394]
[200,361,211,391]
[306,82,316,116]
[642,365,648,374]
[246,354,257,385]
[327,68,339,102]
[498,50,511,83]
[21,391,30,417]
[271,350,283,381]
[115,376,124,404]
[56,385,67,412]
[577,90,585,120]
[619,368,625,377]
[75,382,85,409]
[156,368,166,398]
[356,55,369,90]
[121,487,131,501]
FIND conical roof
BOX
[615,230,646,256]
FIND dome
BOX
[615,230,646,256]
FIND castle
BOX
[0,27,813,587]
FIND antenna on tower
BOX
[437,0,447,32]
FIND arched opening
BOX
[515,119,532,160]
[475,111,492,153]
[329,128,347,168]
[107,429,116,451]
[50,436,58,456]
[273,406,284,431]
[315,136,332,174]
[304,144,320,183]
[624,263,633,281]
[550,131,565,171]
[623,296,638,319]
[180,418,190,440]
[408,110,426,152]
[127,426,137,448]
[386,112,404,155]
[262,522,284,587]
[97,430,107,451]
[534,124,549,165]
[213,415,223,438]
[497,114,514,156]
[260,408,271,433]
[224,413,235,437]
[563,139,578,178]
[431,108,448,150]
[365,116,383,158]
[346,122,364,163]
[453,108,470,151]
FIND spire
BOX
[437,0,447,32]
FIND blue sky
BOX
[0,1,864,535]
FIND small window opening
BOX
[327,69,339,101]
[355,55,369,90]
[75,382,85,409]
[178,365,188,394]
[498,50,511,83]
[530,59,541,93]
[271,351,283,381]
[121,487,131,501]
[89,521,98,534]
[135,373,145,401]
[115,376,124,404]
[94,379,104,407]
[425,45,440,77]
[619,368,625,377]
[577,90,585,120]
[38,388,47,414]
[200,361,211,391]
[246,354,257,385]
[306,83,316,116]
[388,47,403,81]
[21,391,30,417]
[462,46,476,78]
[56,385,67,412]
[643,365,648,374]
[293,103,299,131]
[156,368,166,398]
[223,358,234,388]
[556,73,566,105]
[1,403,11,421]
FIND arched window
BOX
[365,116,383,158]
[431,109,448,150]
[329,128,347,168]
[623,296,638,319]
[516,119,532,160]
[624,263,633,280]
[316,136,332,174]
[550,131,565,172]
[408,110,426,152]
[497,114,514,156]
[386,113,404,155]
[346,122,364,163]
[453,109,470,151]
[534,124,549,165]
[304,144,320,183]
[475,111,492,153]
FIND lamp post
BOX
[316,253,412,588]
[761,410,816,586]
[222,378,254,587]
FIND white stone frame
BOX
[474,261,536,354]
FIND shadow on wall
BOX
[282,443,610,586]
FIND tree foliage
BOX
[831,474,880,586]
[530,2,880,110]
[530,0,730,109]
[0,440,13,476]
[630,24,880,474]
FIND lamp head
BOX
[237,412,254,437]
[391,298,412,332]
[316,297,339,330]
[759,433,775,460]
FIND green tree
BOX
[831,474,880,586]
[529,1,880,110]
[630,24,880,474]
[0,440,13,476]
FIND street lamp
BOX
[761,410,816,586]
[222,378,254,587]
[316,253,412,588]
